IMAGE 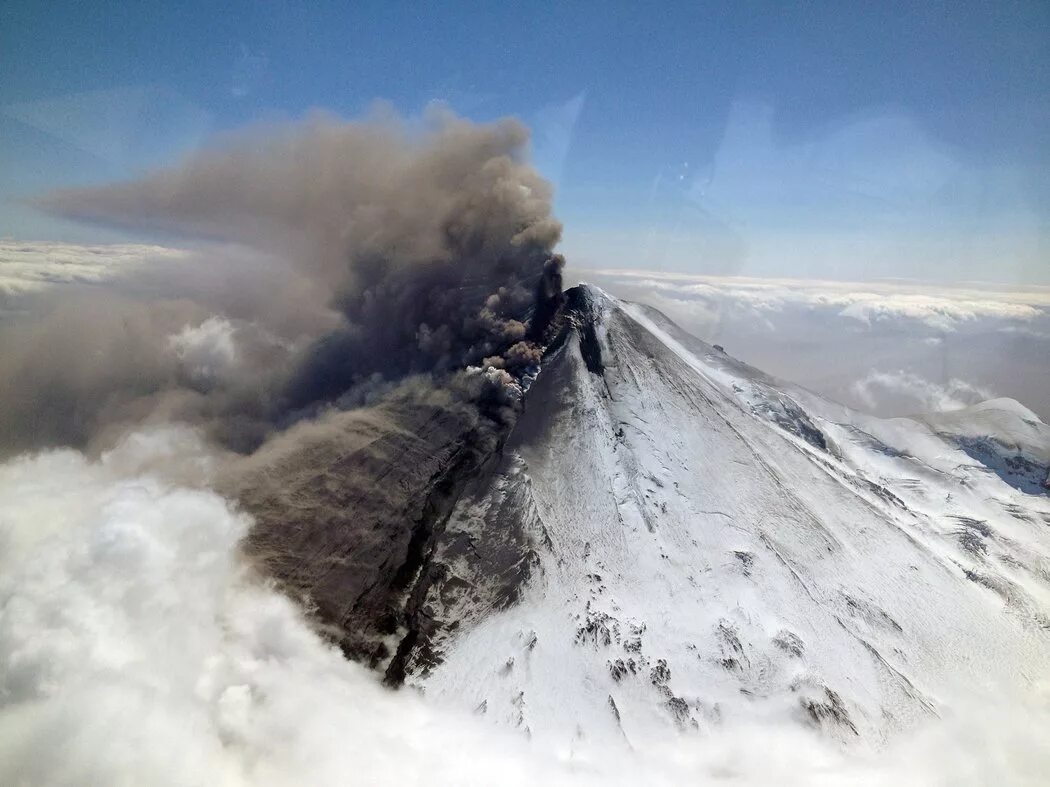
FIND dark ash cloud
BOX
[40,111,563,384]
[2,111,566,456]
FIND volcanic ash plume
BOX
[8,111,566,453]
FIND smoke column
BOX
[49,113,560,379]
[0,110,568,457]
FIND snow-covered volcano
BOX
[245,285,1050,751]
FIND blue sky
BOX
[2,1,1047,282]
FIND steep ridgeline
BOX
[408,285,1050,749]
[234,307,573,681]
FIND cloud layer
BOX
[0,428,557,786]
[852,371,994,415]
[0,241,185,303]
[1,429,1048,786]
[581,269,1050,422]
[585,269,1050,332]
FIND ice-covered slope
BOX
[409,285,1050,750]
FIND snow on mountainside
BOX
[407,285,1050,750]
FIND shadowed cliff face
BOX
[232,400,490,671]
[230,293,583,680]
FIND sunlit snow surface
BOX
[419,286,1050,751]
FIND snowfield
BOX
[414,285,1050,752]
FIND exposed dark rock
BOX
[609,658,637,682]
[750,390,828,452]
[235,401,490,672]
[957,529,988,556]
[649,659,671,686]
[857,477,908,509]
[666,696,696,730]
[577,321,604,376]
[950,435,1049,495]
[951,516,993,537]
[1001,502,1034,523]
[564,286,606,377]
[842,593,904,633]
[716,620,747,661]
[772,630,805,658]
[732,550,754,577]
[800,687,858,736]
[576,610,617,648]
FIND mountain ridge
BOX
[410,284,1050,748]
[240,284,1050,750]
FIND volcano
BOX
[238,285,1050,750]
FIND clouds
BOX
[585,269,1049,333]
[581,269,1050,421]
[169,317,242,386]
[852,371,994,415]
[2,428,1049,787]
[0,428,551,787]
[836,294,1042,333]
[0,241,185,303]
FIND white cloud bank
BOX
[4,241,1043,335]
[583,269,1049,333]
[0,429,567,787]
[579,268,1050,422]
[1,429,1049,786]
[0,241,186,299]
[853,371,995,414]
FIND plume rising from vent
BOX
[2,110,566,454]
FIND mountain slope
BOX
[408,286,1050,749]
